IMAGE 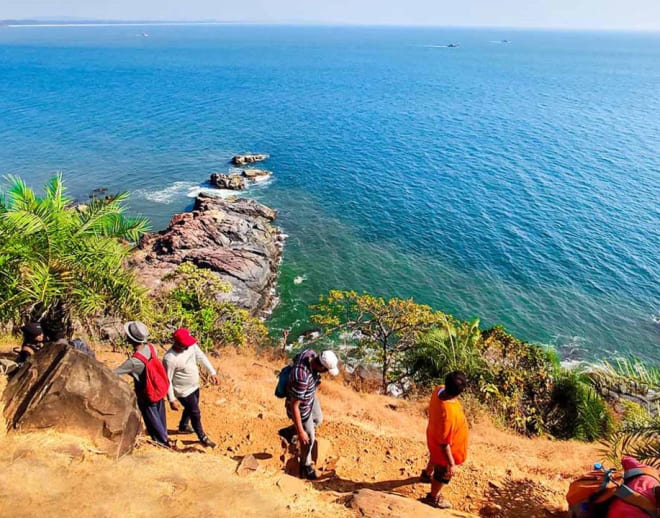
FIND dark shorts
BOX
[433,465,453,484]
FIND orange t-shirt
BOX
[426,385,468,466]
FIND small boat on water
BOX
[447,43,459,48]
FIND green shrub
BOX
[151,262,268,351]
[404,317,488,387]
[545,370,613,441]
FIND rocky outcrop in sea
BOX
[210,169,272,191]
[231,153,269,166]
[129,193,283,317]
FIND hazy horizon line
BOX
[2,18,660,33]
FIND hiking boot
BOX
[200,436,217,448]
[300,464,318,480]
[419,470,432,483]
[421,493,452,509]
[178,423,195,434]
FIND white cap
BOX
[319,350,340,376]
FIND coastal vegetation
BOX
[0,175,656,460]
[0,174,149,336]
[151,262,268,351]
[310,290,656,447]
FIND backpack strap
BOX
[614,484,657,517]
[132,345,151,365]
[625,467,660,484]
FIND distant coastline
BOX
[0,19,240,28]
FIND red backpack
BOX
[133,344,170,403]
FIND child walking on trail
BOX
[421,371,469,510]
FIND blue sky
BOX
[2,0,660,31]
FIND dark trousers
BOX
[178,389,206,440]
[137,397,168,445]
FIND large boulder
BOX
[128,194,283,317]
[2,342,141,458]
[350,489,475,517]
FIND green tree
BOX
[0,174,149,336]
[311,290,441,390]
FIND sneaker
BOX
[300,464,318,480]
[178,423,195,434]
[200,436,217,448]
[419,470,432,483]
[421,493,452,509]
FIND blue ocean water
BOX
[0,25,658,361]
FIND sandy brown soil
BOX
[0,344,601,517]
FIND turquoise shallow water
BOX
[0,25,658,361]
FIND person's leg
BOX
[300,412,316,469]
[178,396,191,430]
[420,459,434,482]
[137,398,158,440]
[423,465,452,509]
[311,397,323,427]
[141,400,169,445]
[181,389,206,440]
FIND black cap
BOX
[23,322,43,338]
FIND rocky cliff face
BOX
[129,194,284,317]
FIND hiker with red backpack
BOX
[114,321,170,447]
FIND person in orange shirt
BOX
[421,371,468,510]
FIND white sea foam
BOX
[293,275,306,285]
[186,186,238,199]
[134,181,199,204]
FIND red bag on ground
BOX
[608,457,660,518]
[133,343,170,403]
[566,456,659,518]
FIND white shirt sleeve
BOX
[163,351,176,402]
[194,345,217,376]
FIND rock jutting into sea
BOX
[209,169,272,190]
[210,173,246,190]
[231,153,269,166]
[128,193,284,317]
[241,168,272,182]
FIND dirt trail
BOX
[0,345,601,517]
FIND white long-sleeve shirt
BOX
[163,344,217,401]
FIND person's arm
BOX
[163,354,179,409]
[441,444,456,476]
[113,357,138,376]
[194,345,218,383]
[291,399,309,445]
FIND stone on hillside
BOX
[236,454,259,476]
[350,489,476,517]
[231,153,269,166]
[2,342,141,458]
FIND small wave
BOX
[186,186,239,199]
[134,181,199,204]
